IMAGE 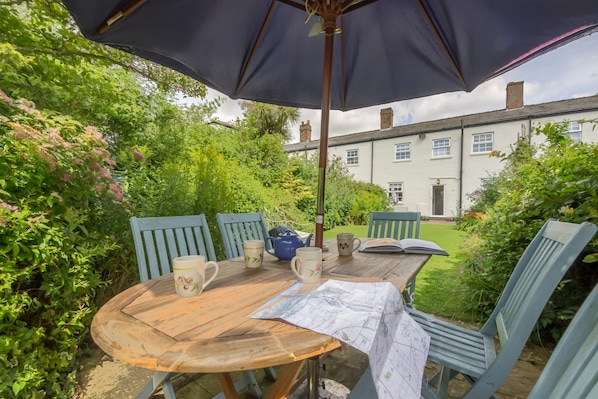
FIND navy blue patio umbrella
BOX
[62,0,598,248]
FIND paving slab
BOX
[75,339,546,399]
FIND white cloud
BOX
[204,33,598,143]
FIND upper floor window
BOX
[388,182,403,204]
[346,149,359,165]
[433,138,450,157]
[395,143,411,160]
[472,133,493,153]
[565,121,582,141]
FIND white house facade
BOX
[285,82,598,218]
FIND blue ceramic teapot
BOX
[266,231,313,261]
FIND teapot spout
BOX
[304,233,313,247]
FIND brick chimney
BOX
[506,81,524,110]
[299,120,312,143]
[380,108,393,130]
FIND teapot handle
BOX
[265,237,276,256]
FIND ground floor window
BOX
[388,182,403,204]
[346,149,359,165]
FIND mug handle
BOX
[290,256,303,280]
[202,261,219,289]
[265,237,276,256]
[352,238,362,252]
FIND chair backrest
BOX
[463,219,597,398]
[367,211,421,239]
[130,215,217,282]
[527,282,598,399]
[216,212,270,259]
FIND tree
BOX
[240,101,300,142]
[0,1,207,153]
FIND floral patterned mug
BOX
[173,255,219,298]
[290,247,322,284]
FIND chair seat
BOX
[408,308,495,378]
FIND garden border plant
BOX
[459,120,598,342]
[0,89,131,398]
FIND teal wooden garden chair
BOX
[527,281,598,399]
[348,219,597,399]
[130,214,269,399]
[216,212,277,382]
[367,211,421,305]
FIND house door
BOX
[432,185,444,216]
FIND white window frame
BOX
[565,121,582,141]
[394,143,411,161]
[346,149,359,165]
[388,182,404,204]
[432,138,451,157]
[472,133,493,153]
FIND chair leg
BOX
[402,278,416,307]
[136,371,180,399]
[346,367,377,398]
[264,366,277,381]
[434,366,452,399]
[243,370,262,398]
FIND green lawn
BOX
[324,224,471,321]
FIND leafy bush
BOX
[0,89,129,398]
[461,121,598,341]
[292,153,389,229]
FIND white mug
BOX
[173,255,219,298]
[243,240,264,268]
[337,233,362,256]
[290,247,323,284]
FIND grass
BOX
[324,223,472,321]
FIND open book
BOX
[359,238,449,256]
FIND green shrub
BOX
[0,89,127,398]
[461,121,598,341]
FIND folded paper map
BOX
[251,280,430,399]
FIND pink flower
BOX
[99,168,112,180]
[0,202,18,213]
[61,173,72,183]
[178,276,184,283]
[133,151,145,161]
[0,89,13,105]
[74,158,83,164]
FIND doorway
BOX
[432,185,444,216]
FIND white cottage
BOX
[285,82,598,218]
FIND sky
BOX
[201,33,598,143]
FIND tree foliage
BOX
[460,121,598,341]
[240,101,300,142]
[0,1,207,153]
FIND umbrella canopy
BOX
[62,0,598,247]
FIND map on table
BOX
[250,280,430,399]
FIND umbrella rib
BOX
[97,0,147,34]
[235,0,278,96]
[415,0,466,88]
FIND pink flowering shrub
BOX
[0,89,131,398]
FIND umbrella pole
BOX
[315,16,335,249]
